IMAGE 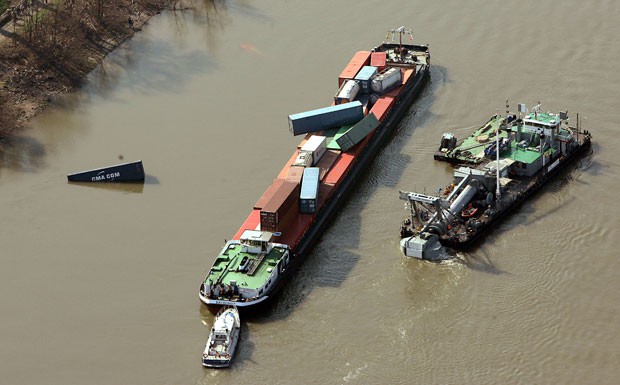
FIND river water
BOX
[1,1,619,384]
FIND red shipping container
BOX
[317,182,335,211]
[285,166,305,184]
[370,96,396,121]
[260,180,300,231]
[254,178,286,210]
[370,51,387,70]
[276,214,314,249]
[338,51,371,87]
[324,153,355,186]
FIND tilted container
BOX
[334,80,361,105]
[335,113,380,152]
[288,101,364,136]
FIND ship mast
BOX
[388,26,413,60]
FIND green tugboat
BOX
[399,102,592,259]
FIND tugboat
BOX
[400,102,592,259]
[199,27,430,308]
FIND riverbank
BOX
[0,0,172,138]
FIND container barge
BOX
[199,27,430,308]
[399,103,592,259]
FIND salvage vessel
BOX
[399,103,592,259]
[199,27,430,308]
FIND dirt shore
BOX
[0,0,172,138]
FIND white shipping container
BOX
[371,67,402,94]
[334,79,360,104]
[300,135,327,165]
[292,151,313,167]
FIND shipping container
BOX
[354,66,378,94]
[288,101,364,136]
[317,182,336,210]
[370,51,387,70]
[285,166,305,184]
[371,67,402,94]
[338,51,372,87]
[324,153,355,186]
[335,113,380,152]
[291,151,313,167]
[334,79,361,104]
[277,151,301,180]
[300,135,327,165]
[315,149,340,180]
[323,125,352,150]
[276,214,314,249]
[254,178,285,210]
[260,180,300,232]
[300,167,320,214]
[369,95,396,121]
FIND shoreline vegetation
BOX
[0,0,175,139]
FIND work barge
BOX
[400,103,592,260]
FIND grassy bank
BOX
[0,0,173,138]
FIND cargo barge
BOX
[399,103,592,259]
[199,27,430,308]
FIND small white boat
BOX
[202,306,240,368]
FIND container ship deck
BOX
[200,27,430,308]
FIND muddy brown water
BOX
[1,1,619,384]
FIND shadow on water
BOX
[86,39,217,101]
[83,1,254,103]
[144,174,160,184]
[455,249,508,275]
[246,248,361,323]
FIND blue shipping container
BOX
[288,101,364,136]
[300,167,320,214]
[354,66,378,94]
